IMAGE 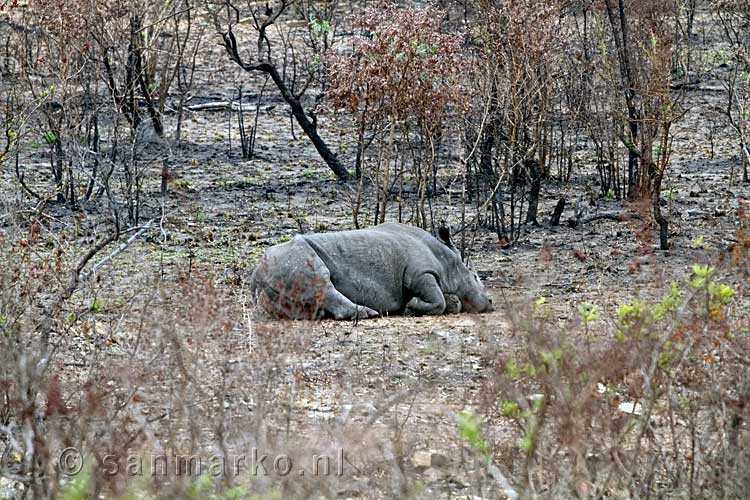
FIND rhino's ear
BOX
[437,226,452,246]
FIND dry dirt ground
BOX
[1,13,748,500]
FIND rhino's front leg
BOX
[323,286,380,320]
[404,273,446,316]
[444,293,462,314]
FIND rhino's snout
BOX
[456,270,494,314]
[479,295,494,313]
[462,293,493,314]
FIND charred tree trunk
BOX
[650,160,669,249]
[131,15,164,137]
[221,30,348,180]
[604,0,642,198]
[525,158,541,225]
[550,197,566,226]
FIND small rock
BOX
[431,452,449,468]
[341,402,376,418]
[618,401,642,415]
[412,450,448,469]
[412,450,433,469]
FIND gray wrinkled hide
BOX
[249,223,493,320]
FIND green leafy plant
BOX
[309,18,331,38]
[43,131,58,145]
[653,281,681,320]
[578,302,599,323]
[89,298,103,313]
[173,179,195,192]
[58,464,92,500]
[688,263,713,289]
[456,410,491,463]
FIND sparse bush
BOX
[477,209,750,497]
[2,0,201,222]
[465,0,564,242]
[1,219,463,499]
[714,0,750,182]
[326,3,465,227]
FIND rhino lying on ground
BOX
[249,222,494,320]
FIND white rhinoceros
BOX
[249,223,494,320]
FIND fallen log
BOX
[186,101,258,112]
[567,210,641,228]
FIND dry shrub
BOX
[0,220,458,499]
[475,209,750,498]
[465,0,564,240]
[326,3,466,227]
[326,3,465,131]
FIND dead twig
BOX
[81,219,154,281]
[567,210,642,228]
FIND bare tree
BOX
[601,0,687,249]
[466,0,562,243]
[216,0,349,179]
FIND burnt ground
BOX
[1,12,749,500]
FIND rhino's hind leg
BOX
[323,286,380,320]
[405,273,446,316]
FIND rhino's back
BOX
[301,225,434,313]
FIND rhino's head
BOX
[436,227,494,314]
